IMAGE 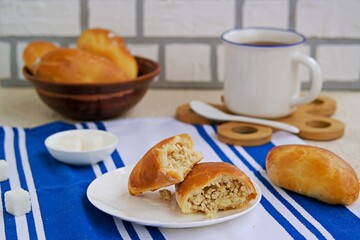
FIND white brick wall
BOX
[0,0,81,36]
[216,45,225,82]
[0,42,11,79]
[144,0,235,37]
[243,0,289,28]
[165,44,211,82]
[297,0,360,38]
[16,42,27,80]
[88,0,136,37]
[128,44,160,82]
[128,44,159,62]
[0,0,359,89]
[317,45,360,81]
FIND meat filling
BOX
[187,177,251,217]
[159,189,172,201]
[164,142,202,174]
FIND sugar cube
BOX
[5,188,31,216]
[81,135,104,151]
[0,160,9,182]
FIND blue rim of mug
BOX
[221,27,306,48]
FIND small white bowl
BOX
[45,129,118,166]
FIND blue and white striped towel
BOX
[0,117,359,240]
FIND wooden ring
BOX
[297,95,336,116]
[295,116,345,140]
[217,122,273,146]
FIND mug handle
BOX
[290,52,323,107]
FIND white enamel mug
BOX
[221,27,323,119]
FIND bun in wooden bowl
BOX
[23,41,58,72]
[23,56,160,120]
[33,48,129,83]
[77,28,138,79]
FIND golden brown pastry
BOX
[23,41,58,72]
[33,48,129,83]
[175,162,257,217]
[128,134,203,195]
[266,144,359,205]
[77,28,138,79]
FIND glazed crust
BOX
[266,144,359,205]
[175,162,257,215]
[77,28,138,79]
[23,41,58,72]
[128,134,203,195]
[33,48,129,83]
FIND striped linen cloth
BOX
[0,117,359,240]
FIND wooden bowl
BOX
[23,56,160,120]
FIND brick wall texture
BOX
[0,0,359,89]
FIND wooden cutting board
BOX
[175,95,345,146]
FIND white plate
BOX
[86,165,262,228]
